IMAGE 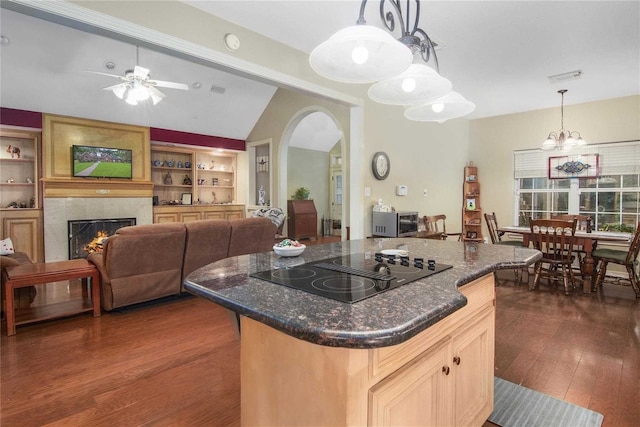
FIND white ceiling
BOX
[185,0,640,118]
[1,1,639,146]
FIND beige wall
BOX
[470,95,640,236]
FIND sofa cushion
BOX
[228,217,277,257]
[183,219,232,282]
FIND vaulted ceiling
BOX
[1,1,638,147]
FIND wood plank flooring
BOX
[2,266,638,426]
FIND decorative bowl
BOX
[153,160,164,167]
[273,244,306,257]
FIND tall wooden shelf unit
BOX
[462,165,483,242]
[0,128,44,262]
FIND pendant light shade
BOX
[404,91,476,123]
[541,89,586,151]
[367,63,452,105]
[309,25,413,84]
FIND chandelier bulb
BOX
[431,103,445,113]
[401,77,416,93]
[351,45,369,64]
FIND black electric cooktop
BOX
[251,253,452,303]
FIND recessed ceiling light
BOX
[0,36,10,45]
[192,82,202,89]
[104,61,116,70]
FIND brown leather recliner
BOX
[89,222,187,311]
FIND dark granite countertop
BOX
[184,238,541,349]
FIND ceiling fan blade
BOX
[102,83,126,91]
[147,85,166,105]
[150,79,189,90]
[84,69,124,79]
[133,66,150,79]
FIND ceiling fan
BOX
[84,56,188,106]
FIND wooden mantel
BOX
[42,178,153,198]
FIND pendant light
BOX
[404,91,475,123]
[541,89,586,151]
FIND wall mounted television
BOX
[72,145,132,179]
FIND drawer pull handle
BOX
[442,366,450,375]
[453,356,461,365]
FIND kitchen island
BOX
[185,238,540,427]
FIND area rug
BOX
[489,377,604,427]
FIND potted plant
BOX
[291,187,310,200]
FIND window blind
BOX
[514,141,640,178]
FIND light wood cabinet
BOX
[153,205,245,223]
[0,209,44,262]
[462,165,483,242]
[369,308,493,427]
[241,274,495,427]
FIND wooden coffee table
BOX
[3,259,100,336]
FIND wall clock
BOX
[372,151,390,180]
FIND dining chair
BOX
[529,218,578,295]
[484,212,526,284]
[552,214,593,275]
[592,221,640,297]
[423,214,462,241]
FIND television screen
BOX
[72,145,133,179]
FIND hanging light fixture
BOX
[541,89,586,151]
[309,0,474,121]
[404,91,475,123]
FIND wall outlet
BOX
[423,189,428,197]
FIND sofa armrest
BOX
[87,252,110,286]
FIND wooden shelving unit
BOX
[462,165,483,242]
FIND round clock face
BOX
[372,151,390,180]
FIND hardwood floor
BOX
[1,268,638,426]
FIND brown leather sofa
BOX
[89,217,276,311]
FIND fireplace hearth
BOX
[68,218,136,259]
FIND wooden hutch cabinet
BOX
[287,200,317,240]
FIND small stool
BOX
[2,259,100,336]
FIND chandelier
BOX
[309,0,474,122]
[541,89,586,151]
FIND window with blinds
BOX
[514,141,640,231]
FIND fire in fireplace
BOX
[68,218,136,259]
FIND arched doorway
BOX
[279,108,346,239]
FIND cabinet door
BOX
[179,212,202,223]
[452,309,495,427]
[203,211,225,220]
[154,212,179,223]
[369,339,453,427]
[1,211,44,262]
[225,210,244,220]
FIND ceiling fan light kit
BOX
[309,0,474,122]
[85,47,188,106]
[541,89,586,151]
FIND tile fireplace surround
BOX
[44,197,152,262]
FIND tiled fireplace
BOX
[44,197,152,262]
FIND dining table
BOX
[497,225,633,293]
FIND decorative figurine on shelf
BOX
[182,174,192,185]
[212,178,219,186]
[177,161,183,168]
[6,145,21,159]
[163,172,173,185]
[212,191,217,204]
[197,163,206,170]
[30,196,35,208]
[26,177,33,183]
[184,161,192,169]
[7,177,15,183]
[258,185,265,206]
[209,160,216,170]
[166,159,175,167]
